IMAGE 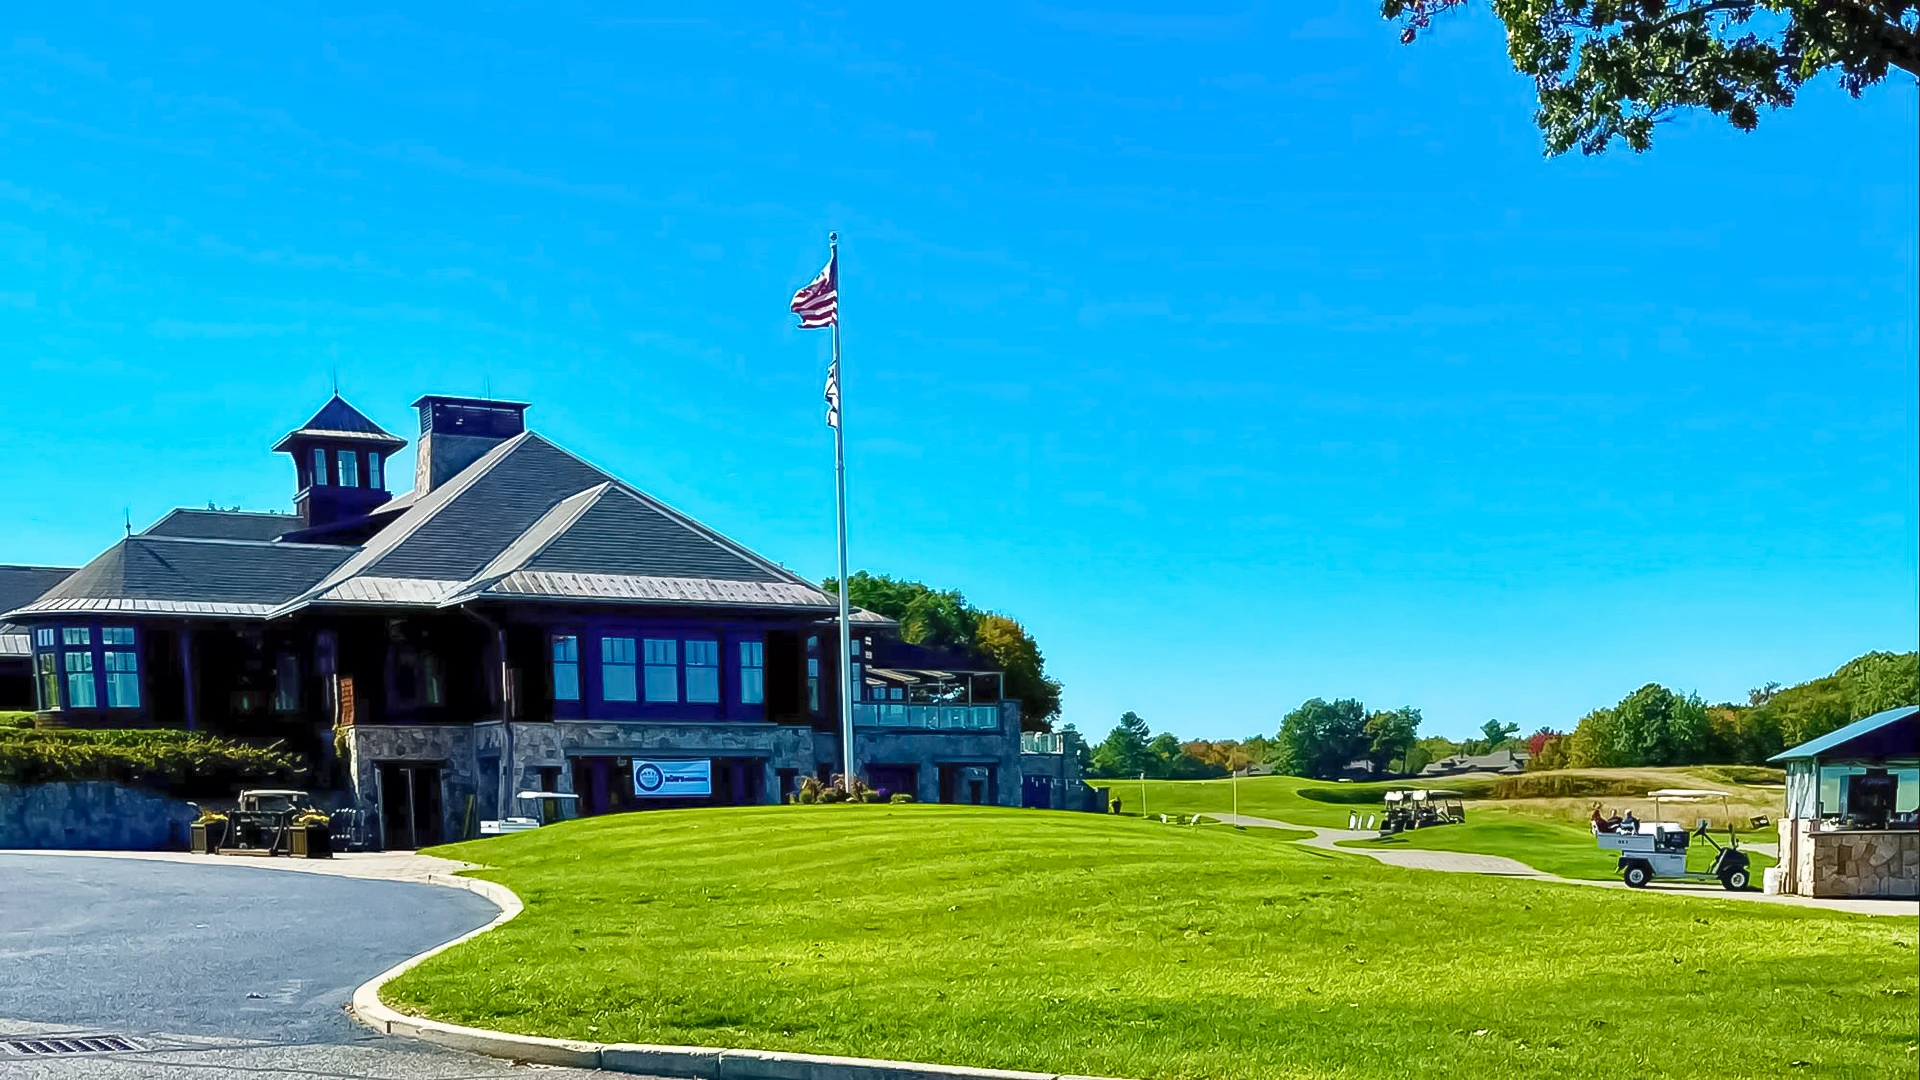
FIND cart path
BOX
[1201,813,1919,916]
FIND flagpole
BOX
[829,232,856,795]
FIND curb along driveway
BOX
[0,850,616,1079]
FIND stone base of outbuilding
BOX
[1774,819,1920,899]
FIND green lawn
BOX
[1091,773,1493,829]
[390,805,1916,1080]
[1339,807,1778,882]
[1097,775,1778,881]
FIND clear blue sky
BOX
[3,4,1915,742]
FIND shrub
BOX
[890,793,915,804]
[1,712,34,730]
[0,728,303,797]
[1487,773,1653,800]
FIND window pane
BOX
[741,668,764,705]
[685,639,718,667]
[645,665,679,703]
[339,450,359,487]
[603,665,637,702]
[369,455,384,489]
[273,653,299,713]
[554,662,580,702]
[107,671,141,708]
[37,654,59,710]
[602,637,637,702]
[103,627,134,646]
[644,638,676,665]
[63,627,91,646]
[741,640,764,668]
[312,447,327,485]
[553,635,579,662]
[36,628,54,647]
[684,640,718,703]
[65,649,96,708]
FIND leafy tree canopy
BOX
[830,571,1063,732]
[1384,0,1920,154]
[1277,697,1375,779]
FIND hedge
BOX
[0,727,303,797]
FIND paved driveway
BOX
[0,853,609,1079]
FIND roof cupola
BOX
[273,395,407,529]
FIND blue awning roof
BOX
[1768,706,1919,763]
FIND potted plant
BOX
[288,810,333,859]
[190,810,228,855]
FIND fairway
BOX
[389,805,1916,1080]
[1096,773,1782,881]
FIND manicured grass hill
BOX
[392,805,1915,1080]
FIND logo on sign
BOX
[632,758,712,798]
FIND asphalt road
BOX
[0,853,608,1078]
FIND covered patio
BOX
[1766,706,1919,899]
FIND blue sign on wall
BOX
[632,758,712,798]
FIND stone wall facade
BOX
[342,701,1028,846]
[0,782,199,850]
[1777,819,1920,899]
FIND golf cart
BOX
[1380,789,1466,834]
[1592,788,1751,890]
[479,790,579,835]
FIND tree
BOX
[1276,698,1372,779]
[1364,707,1424,773]
[973,613,1063,733]
[833,571,1063,732]
[1383,0,1920,155]
[1480,719,1520,746]
[1090,711,1153,779]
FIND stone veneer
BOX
[1778,818,1920,899]
[342,698,1028,845]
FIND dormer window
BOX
[338,450,359,488]
[311,447,328,486]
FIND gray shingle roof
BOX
[142,508,303,542]
[0,565,76,622]
[8,537,352,619]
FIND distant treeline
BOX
[1080,650,1918,780]
[1530,650,1917,770]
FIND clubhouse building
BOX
[1,394,1029,847]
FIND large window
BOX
[740,640,765,705]
[643,638,678,702]
[103,627,139,709]
[35,628,58,710]
[311,447,328,486]
[272,652,300,713]
[602,636,638,702]
[807,634,820,712]
[338,450,359,488]
[62,627,95,709]
[685,639,719,703]
[552,635,581,701]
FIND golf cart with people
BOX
[1592,788,1752,890]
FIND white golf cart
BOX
[1592,788,1752,890]
[479,790,579,836]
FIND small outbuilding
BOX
[1766,706,1918,899]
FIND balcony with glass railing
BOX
[851,665,1004,732]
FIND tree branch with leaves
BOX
[1384,0,1919,153]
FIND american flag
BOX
[790,250,838,329]
[823,357,840,429]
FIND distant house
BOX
[0,565,77,711]
[0,392,1025,847]
[1420,748,1529,777]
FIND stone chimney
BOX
[411,395,529,495]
